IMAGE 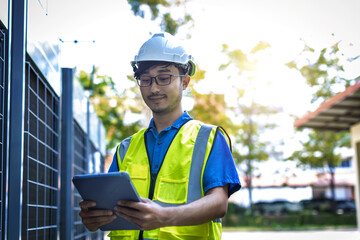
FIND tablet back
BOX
[72,171,140,231]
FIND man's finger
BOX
[82,215,117,232]
[115,209,144,229]
[79,200,96,209]
[82,215,117,226]
[79,209,114,218]
[117,199,150,211]
[114,206,142,220]
[139,197,150,203]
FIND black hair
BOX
[133,61,190,79]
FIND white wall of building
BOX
[350,122,360,230]
[230,186,313,207]
[324,186,354,200]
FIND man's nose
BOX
[149,79,160,92]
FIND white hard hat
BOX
[131,33,196,76]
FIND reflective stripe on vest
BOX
[117,136,132,163]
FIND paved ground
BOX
[222,229,359,240]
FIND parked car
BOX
[253,200,302,215]
[300,198,333,214]
[300,198,356,214]
[265,200,303,215]
[252,201,271,215]
[335,200,356,215]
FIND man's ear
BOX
[182,75,190,90]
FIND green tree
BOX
[290,131,350,204]
[77,67,142,151]
[219,42,279,208]
[286,42,354,206]
[127,0,193,35]
[187,65,236,133]
[286,42,355,103]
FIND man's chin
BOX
[151,108,168,114]
[149,105,171,115]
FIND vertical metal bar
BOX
[36,68,39,240]
[6,0,27,239]
[86,98,91,172]
[97,119,102,173]
[86,64,95,174]
[60,68,74,240]
[1,24,9,240]
[25,67,29,239]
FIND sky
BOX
[27,0,360,186]
[28,0,360,100]
[28,0,359,115]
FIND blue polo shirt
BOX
[108,112,241,197]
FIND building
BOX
[1,0,106,239]
[294,80,360,229]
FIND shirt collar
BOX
[146,111,193,133]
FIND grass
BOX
[222,203,357,230]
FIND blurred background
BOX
[1,0,360,239]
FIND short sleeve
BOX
[202,130,241,197]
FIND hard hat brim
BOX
[131,60,196,77]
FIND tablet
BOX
[72,171,141,231]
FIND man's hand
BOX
[114,197,168,230]
[113,185,228,231]
[79,200,117,232]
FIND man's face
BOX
[139,64,188,115]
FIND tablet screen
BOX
[72,171,140,230]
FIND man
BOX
[79,33,241,240]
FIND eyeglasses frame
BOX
[136,74,186,87]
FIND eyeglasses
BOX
[136,74,185,87]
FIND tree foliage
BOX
[187,65,235,133]
[286,42,355,104]
[77,68,142,151]
[220,42,271,75]
[291,131,350,169]
[127,0,193,35]
[190,92,235,131]
[219,42,279,207]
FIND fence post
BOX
[60,68,74,240]
[6,0,27,238]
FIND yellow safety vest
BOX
[108,120,229,240]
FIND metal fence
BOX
[22,60,60,239]
[1,4,106,238]
[73,121,88,240]
[0,42,105,240]
[17,60,105,240]
[73,122,103,240]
